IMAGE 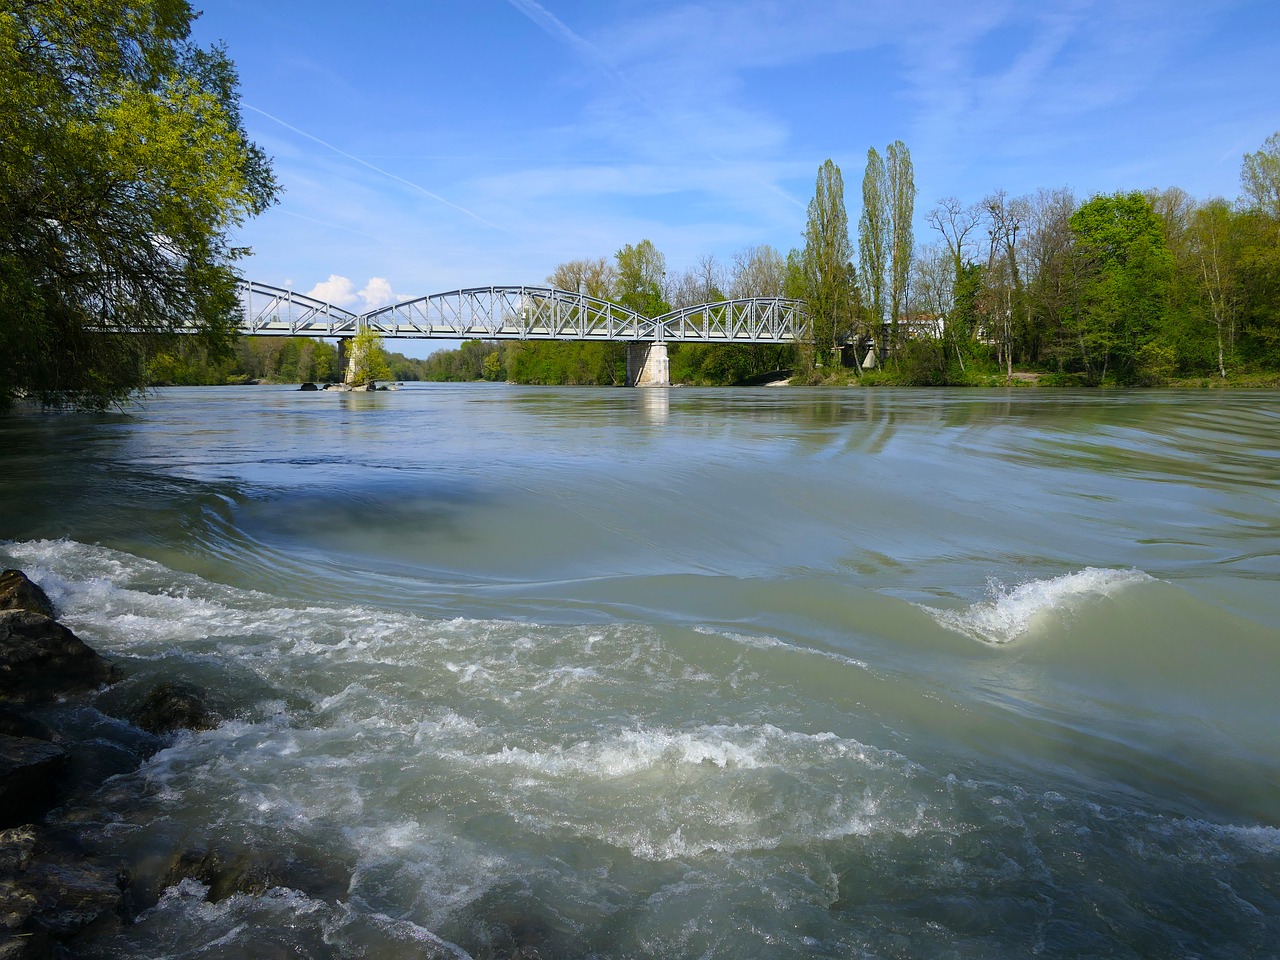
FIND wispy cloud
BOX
[244,105,502,229]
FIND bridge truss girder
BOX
[233,281,810,345]
[237,281,360,337]
[360,286,658,341]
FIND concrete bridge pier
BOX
[336,337,351,384]
[626,341,669,387]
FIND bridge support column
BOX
[336,338,352,384]
[626,341,669,387]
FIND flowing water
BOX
[2,385,1278,959]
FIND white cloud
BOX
[304,275,397,311]
[307,274,358,306]
[358,277,394,309]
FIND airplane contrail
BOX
[505,0,806,211]
[244,104,502,229]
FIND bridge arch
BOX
[359,285,655,341]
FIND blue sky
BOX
[193,0,1280,345]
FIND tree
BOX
[730,245,786,299]
[348,327,392,386]
[886,140,916,356]
[858,147,889,352]
[925,196,984,374]
[1241,131,1280,219]
[802,159,855,366]
[614,240,669,316]
[926,197,982,284]
[1187,200,1240,378]
[0,0,278,411]
[1024,188,1079,373]
[547,258,615,300]
[981,191,1029,379]
[1068,192,1174,383]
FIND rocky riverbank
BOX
[0,569,253,959]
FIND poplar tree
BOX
[886,140,917,354]
[802,159,854,365]
[858,148,889,354]
[0,0,278,411]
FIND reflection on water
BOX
[2,385,1279,959]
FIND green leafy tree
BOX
[0,0,278,410]
[482,351,505,381]
[1241,132,1280,219]
[858,147,889,348]
[614,240,669,316]
[1068,192,1174,383]
[802,159,856,366]
[886,140,917,355]
[348,328,392,386]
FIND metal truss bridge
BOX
[235,281,809,345]
[233,280,810,386]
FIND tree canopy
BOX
[0,0,278,410]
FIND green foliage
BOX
[1067,192,1174,383]
[858,147,889,331]
[1241,132,1280,219]
[801,160,856,366]
[506,341,626,385]
[349,328,392,385]
[0,0,277,411]
[614,241,669,317]
[669,343,795,385]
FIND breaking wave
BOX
[926,567,1155,644]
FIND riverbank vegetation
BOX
[145,336,434,386]
[0,0,279,411]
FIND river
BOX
[2,384,1278,958]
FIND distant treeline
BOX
[418,340,796,386]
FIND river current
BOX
[2,385,1278,958]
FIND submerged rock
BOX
[129,682,220,735]
[141,843,352,908]
[0,571,55,620]
[0,825,126,958]
[0,611,119,706]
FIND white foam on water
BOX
[927,567,1155,644]
[694,625,871,670]
[462,723,876,779]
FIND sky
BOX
[191,0,1280,354]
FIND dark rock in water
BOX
[0,612,119,706]
[0,708,55,743]
[0,825,126,956]
[130,682,220,735]
[0,571,55,620]
[299,381,319,391]
[0,736,67,828]
[150,843,352,906]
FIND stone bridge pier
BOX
[626,341,669,387]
